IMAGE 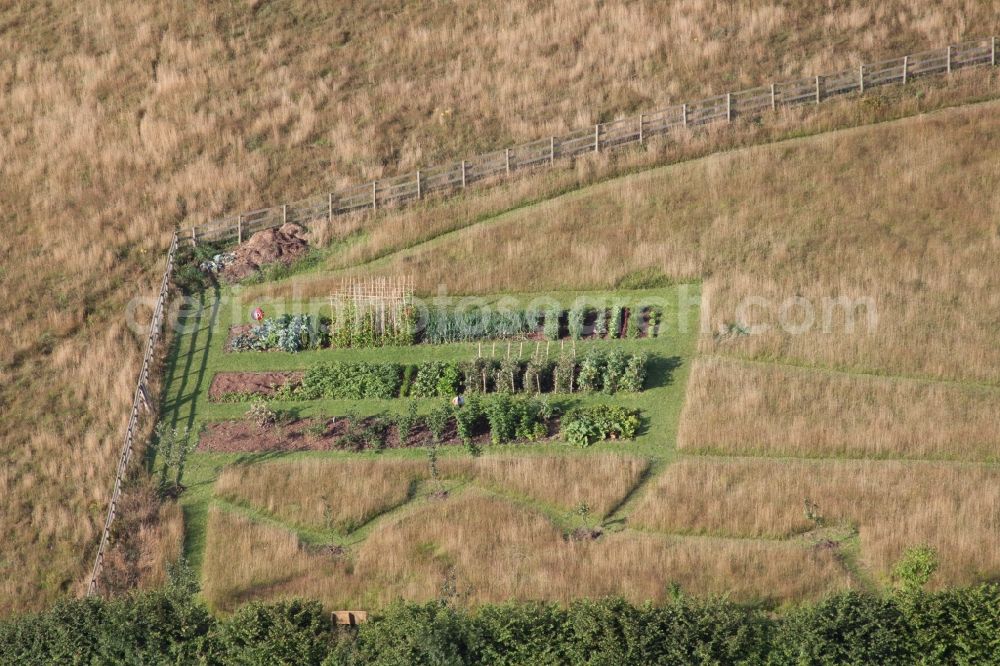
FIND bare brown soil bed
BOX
[197,416,558,453]
[208,372,303,401]
[222,223,309,282]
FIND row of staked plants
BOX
[409,351,648,397]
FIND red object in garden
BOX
[252,307,265,322]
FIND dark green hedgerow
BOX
[4,563,1000,666]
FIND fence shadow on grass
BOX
[158,285,221,437]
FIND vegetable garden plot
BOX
[205,351,650,402]
[197,396,641,453]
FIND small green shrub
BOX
[296,362,402,400]
[619,353,648,392]
[577,351,605,393]
[394,402,419,445]
[426,403,452,444]
[553,354,576,393]
[593,308,608,337]
[609,306,624,338]
[625,308,642,339]
[561,405,640,446]
[568,306,586,340]
[602,349,627,394]
[543,307,561,341]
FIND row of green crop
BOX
[215,353,649,403]
[228,305,665,353]
[408,351,647,397]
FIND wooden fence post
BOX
[416,170,422,199]
[859,65,864,93]
[237,215,243,244]
[902,55,909,84]
[372,180,377,210]
[461,160,467,188]
[190,226,197,247]
[815,75,821,104]
[282,204,287,224]
[594,124,600,152]
[638,113,644,144]
[505,148,511,176]
[947,45,952,73]
[328,192,334,219]
[770,83,776,110]
[992,37,996,67]
[550,136,555,164]
[726,92,732,121]
[682,103,688,127]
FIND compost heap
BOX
[221,223,309,282]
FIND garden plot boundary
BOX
[185,37,999,244]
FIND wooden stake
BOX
[993,37,997,67]
[638,113,644,144]
[328,192,334,219]
[594,124,600,152]
[859,65,864,94]
[902,56,909,84]
[416,170,422,199]
[505,148,511,176]
[946,45,952,74]
[282,204,287,224]
[682,103,688,127]
[461,160,467,188]
[550,136,555,164]
[815,76,821,104]
[770,83,776,110]
[237,215,243,244]
[726,92,732,121]
[372,180,377,209]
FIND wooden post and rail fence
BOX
[182,37,998,245]
[87,36,998,596]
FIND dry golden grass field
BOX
[629,457,1000,588]
[2,0,1000,615]
[203,493,849,613]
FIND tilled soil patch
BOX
[197,416,558,453]
[208,371,303,401]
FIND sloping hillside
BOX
[1,0,998,613]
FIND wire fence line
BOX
[186,37,997,244]
[86,232,178,596]
[88,36,997,596]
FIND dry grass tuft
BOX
[202,494,849,612]
[677,357,1000,460]
[630,457,1000,587]
[215,459,428,532]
